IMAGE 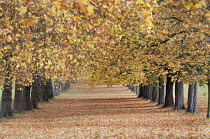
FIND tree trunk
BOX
[147,83,153,100]
[53,79,60,96]
[133,86,137,94]
[187,82,198,113]
[137,84,143,98]
[162,75,174,107]
[37,76,43,102]
[47,79,54,99]
[143,85,148,99]
[135,86,138,95]
[207,71,210,118]
[22,85,32,110]
[131,85,135,92]
[42,79,49,102]
[141,86,145,98]
[61,82,65,91]
[67,81,71,89]
[158,77,165,104]
[13,81,23,113]
[174,80,186,110]
[64,82,69,91]
[31,76,39,109]
[151,84,159,102]
[0,77,13,117]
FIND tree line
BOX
[0,0,209,118]
[1,78,70,117]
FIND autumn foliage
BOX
[0,0,209,83]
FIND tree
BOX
[13,80,23,113]
[53,79,61,96]
[151,83,159,103]
[158,76,165,104]
[47,79,54,99]
[22,85,32,111]
[207,71,210,117]
[162,75,174,107]
[41,78,49,102]
[174,79,186,110]
[1,75,13,117]
[0,0,209,118]
[187,82,198,114]
[138,84,143,98]
[31,76,39,109]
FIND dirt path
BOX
[0,83,210,138]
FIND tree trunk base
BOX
[173,105,186,110]
[161,104,174,108]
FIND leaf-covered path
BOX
[0,83,210,138]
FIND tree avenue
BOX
[0,0,209,118]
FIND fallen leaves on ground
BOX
[0,83,210,138]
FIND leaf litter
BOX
[0,83,210,138]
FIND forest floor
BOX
[0,83,210,139]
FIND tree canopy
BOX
[0,0,209,86]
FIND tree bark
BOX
[31,76,39,109]
[133,86,137,94]
[162,75,174,107]
[158,77,165,104]
[13,80,23,113]
[174,80,186,110]
[137,84,143,98]
[151,83,159,102]
[141,86,145,98]
[61,82,65,91]
[0,77,13,117]
[47,79,54,99]
[143,85,149,99]
[37,76,43,102]
[22,85,32,110]
[187,82,198,113]
[135,86,139,95]
[64,82,69,91]
[207,71,210,118]
[42,79,49,102]
[53,79,60,96]
[128,85,134,92]
[147,83,153,100]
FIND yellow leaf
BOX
[21,0,27,3]
[161,30,168,34]
[194,4,200,9]
[51,6,56,14]
[87,5,93,16]
[55,2,61,9]
[19,7,27,15]
[186,2,193,10]
[80,0,88,3]
[194,0,207,9]
[199,33,205,39]
[69,55,73,60]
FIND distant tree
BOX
[158,77,165,104]
[22,85,32,111]
[162,75,174,108]
[207,72,210,118]
[13,80,23,113]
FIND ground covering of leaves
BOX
[0,83,210,139]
